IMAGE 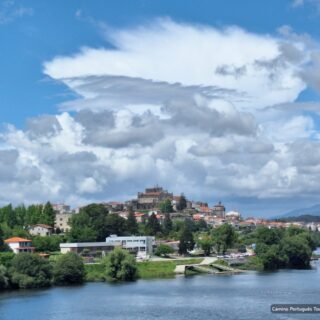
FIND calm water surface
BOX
[1,261,320,320]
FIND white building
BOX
[29,224,53,236]
[5,237,35,254]
[226,211,241,220]
[60,241,121,255]
[106,235,155,257]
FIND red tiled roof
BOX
[5,237,31,243]
[134,212,145,217]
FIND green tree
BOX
[255,226,283,246]
[53,252,85,285]
[163,213,173,236]
[104,248,138,282]
[212,224,237,254]
[176,194,187,211]
[198,235,213,256]
[195,219,208,232]
[10,253,52,289]
[41,202,55,227]
[69,203,109,241]
[105,214,127,236]
[0,252,15,267]
[0,265,10,289]
[68,225,97,243]
[126,210,138,235]
[33,235,63,252]
[178,224,195,255]
[26,204,43,225]
[159,199,173,213]
[0,205,17,228]
[259,244,283,270]
[146,213,161,236]
[15,205,27,227]
[0,226,10,251]
[280,235,312,268]
[155,244,175,257]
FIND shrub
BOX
[104,248,138,282]
[155,244,175,257]
[0,252,15,267]
[53,252,85,285]
[0,265,10,289]
[10,253,52,289]
[32,235,63,253]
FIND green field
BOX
[84,258,203,281]
[137,258,203,278]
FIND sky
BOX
[1,0,320,216]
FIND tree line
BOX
[0,248,138,291]
[0,202,55,238]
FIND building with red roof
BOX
[5,237,35,254]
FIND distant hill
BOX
[272,204,320,220]
[274,215,320,223]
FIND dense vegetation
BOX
[103,248,138,282]
[0,251,85,290]
[0,202,55,231]
[239,226,317,270]
[68,203,207,244]
[53,252,85,285]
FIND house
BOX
[5,237,35,254]
[106,235,155,257]
[29,224,53,236]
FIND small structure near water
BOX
[174,257,243,275]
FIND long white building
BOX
[105,235,155,258]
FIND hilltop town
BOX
[52,186,320,234]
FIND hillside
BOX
[274,204,320,219]
[274,214,320,223]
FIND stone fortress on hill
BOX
[124,185,227,219]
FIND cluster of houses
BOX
[27,185,320,237]
[4,186,320,257]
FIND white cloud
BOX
[2,19,320,215]
[292,0,304,8]
[0,0,33,25]
[44,19,306,112]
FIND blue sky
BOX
[2,0,320,216]
[2,0,320,126]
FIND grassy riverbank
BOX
[85,258,203,281]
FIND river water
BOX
[0,261,319,320]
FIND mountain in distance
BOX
[272,204,320,220]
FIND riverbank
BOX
[85,258,203,281]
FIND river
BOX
[0,261,319,320]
